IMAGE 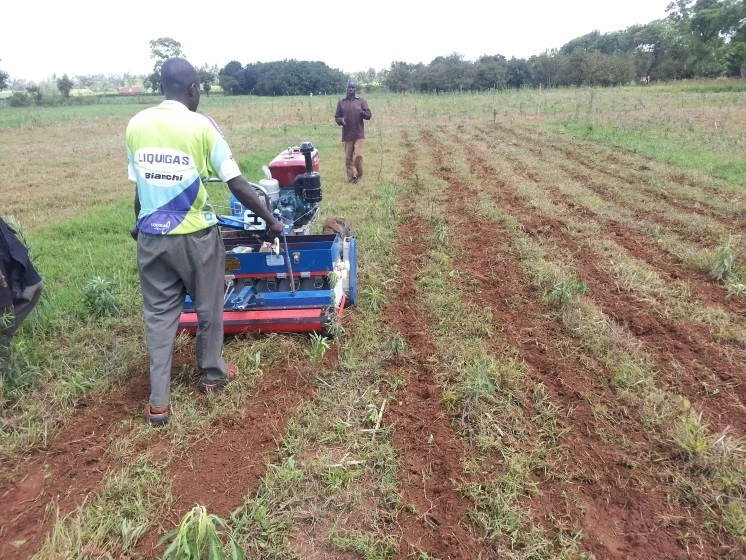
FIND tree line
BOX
[1,0,743,102]
[216,0,745,93]
[384,0,745,91]
[217,60,347,96]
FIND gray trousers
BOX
[137,227,227,408]
[0,281,43,376]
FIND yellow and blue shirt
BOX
[126,100,241,235]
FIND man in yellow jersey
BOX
[126,57,284,426]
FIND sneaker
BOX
[146,404,169,426]
[198,363,238,393]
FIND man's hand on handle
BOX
[267,218,285,237]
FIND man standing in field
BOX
[126,57,284,426]
[0,217,43,377]
[334,79,372,184]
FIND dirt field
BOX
[0,89,745,559]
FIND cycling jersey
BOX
[126,100,241,235]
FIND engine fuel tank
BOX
[268,146,319,187]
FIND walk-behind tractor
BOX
[178,142,358,335]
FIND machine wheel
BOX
[322,217,351,237]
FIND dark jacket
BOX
[334,95,372,142]
[0,218,41,310]
[0,269,10,312]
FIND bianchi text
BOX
[145,172,183,180]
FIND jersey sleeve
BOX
[126,147,137,182]
[204,115,241,182]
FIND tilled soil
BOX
[424,127,738,558]
[1,119,744,559]
[0,375,150,559]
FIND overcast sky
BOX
[2,0,673,82]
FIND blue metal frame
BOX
[348,238,358,306]
[182,232,352,314]
[184,289,334,312]
[222,235,342,276]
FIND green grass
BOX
[21,200,140,316]
[555,119,746,184]
[643,81,746,94]
[159,505,243,560]
[0,96,161,127]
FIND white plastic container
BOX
[259,177,280,204]
[260,165,280,203]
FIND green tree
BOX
[726,42,746,77]
[530,51,568,87]
[663,0,746,77]
[149,37,184,63]
[237,64,259,94]
[365,67,377,83]
[560,30,604,55]
[197,68,215,95]
[506,57,533,88]
[0,59,8,91]
[719,0,746,76]
[249,60,346,96]
[218,60,242,95]
[417,53,475,92]
[145,37,184,92]
[26,85,42,104]
[384,61,417,92]
[56,74,74,98]
[7,92,31,107]
[473,54,508,89]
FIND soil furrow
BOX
[168,359,313,518]
[535,216,746,432]
[480,124,730,249]
[135,354,316,558]
[467,125,746,319]
[0,374,150,560]
[451,130,746,435]
[425,129,726,559]
[486,123,744,243]
[383,131,496,560]
[492,122,745,227]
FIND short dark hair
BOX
[161,58,198,94]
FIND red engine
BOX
[268,146,320,187]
